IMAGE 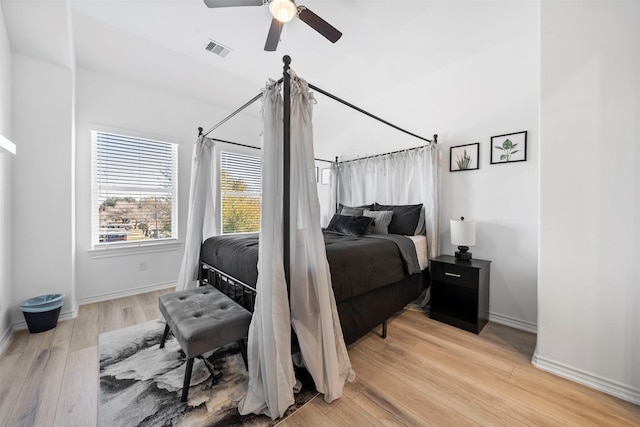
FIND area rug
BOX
[99,319,318,426]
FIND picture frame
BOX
[491,131,527,164]
[450,143,480,172]
[321,168,331,185]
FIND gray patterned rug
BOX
[98,319,317,426]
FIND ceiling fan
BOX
[203,0,342,51]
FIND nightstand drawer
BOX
[431,262,478,288]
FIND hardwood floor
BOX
[1,290,638,426]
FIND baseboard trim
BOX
[489,311,537,333]
[76,281,176,306]
[0,324,14,356]
[532,352,640,405]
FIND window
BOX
[92,131,178,247]
[220,151,261,234]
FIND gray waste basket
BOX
[19,294,65,333]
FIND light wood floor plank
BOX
[98,299,125,333]
[345,378,419,426]
[358,338,544,426]
[121,304,147,329]
[392,318,597,425]
[116,295,139,310]
[278,397,339,427]
[135,291,157,307]
[53,346,98,427]
[509,366,640,426]
[318,395,390,426]
[350,347,479,426]
[4,328,44,356]
[69,303,99,352]
[6,346,68,426]
[38,318,75,351]
[0,350,38,426]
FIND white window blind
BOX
[91,131,178,247]
[220,151,261,234]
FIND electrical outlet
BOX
[139,261,147,271]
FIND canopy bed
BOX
[175,55,439,419]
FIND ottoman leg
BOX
[181,358,194,403]
[238,339,248,370]
[160,324,170,348]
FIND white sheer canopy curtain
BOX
[238,80,296,419]
[288,72,355,403]
[333,145,439,258]
[176,136,216,291]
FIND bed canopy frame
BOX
[199,55,437,290]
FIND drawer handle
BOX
[445,272,461,278]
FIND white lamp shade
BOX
[450,219,476,246]
[269,0,297,22]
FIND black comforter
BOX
[200,230,419,303]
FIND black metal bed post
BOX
[334,156,339,213]
[283,55,291,289]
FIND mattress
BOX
[200,230,424,303]
[406,235,428,270]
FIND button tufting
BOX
[179,297,186,301]
[193,312,202,318]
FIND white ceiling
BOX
[1,0,537,158]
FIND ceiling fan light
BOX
[269,0,296,23]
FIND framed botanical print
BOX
[450,143,480,172]
[491,131,527,164]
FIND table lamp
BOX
[450,217,476,260]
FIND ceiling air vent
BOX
[204,39,231,58]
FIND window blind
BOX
[92,131,178,247]
[220,151,261,234]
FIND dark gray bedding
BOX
[363,233,421,275]
[199,230,421,303]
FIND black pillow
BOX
[338,203,374,216]
[373,203,423,235]
[327,214,375,236]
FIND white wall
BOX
[0,3,13,347]
[434,32,539,331]
[11,54,76,324]
[74,68,260,301]
[321,26,540,331]
[536,1,640,403]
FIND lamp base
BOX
[455,246,472,261]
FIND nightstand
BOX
[429,255,491,334]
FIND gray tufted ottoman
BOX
[158,284,252,402]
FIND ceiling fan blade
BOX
[297,6,342,43]
[203,0,264,8]
[264,18,284,51]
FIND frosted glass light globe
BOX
[269,0,296,23]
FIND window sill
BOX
[89,240,182,259]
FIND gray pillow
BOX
[338,203,374,216]
[363,209,394,234]
[414,206,426,235]
[340,206,364,216]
